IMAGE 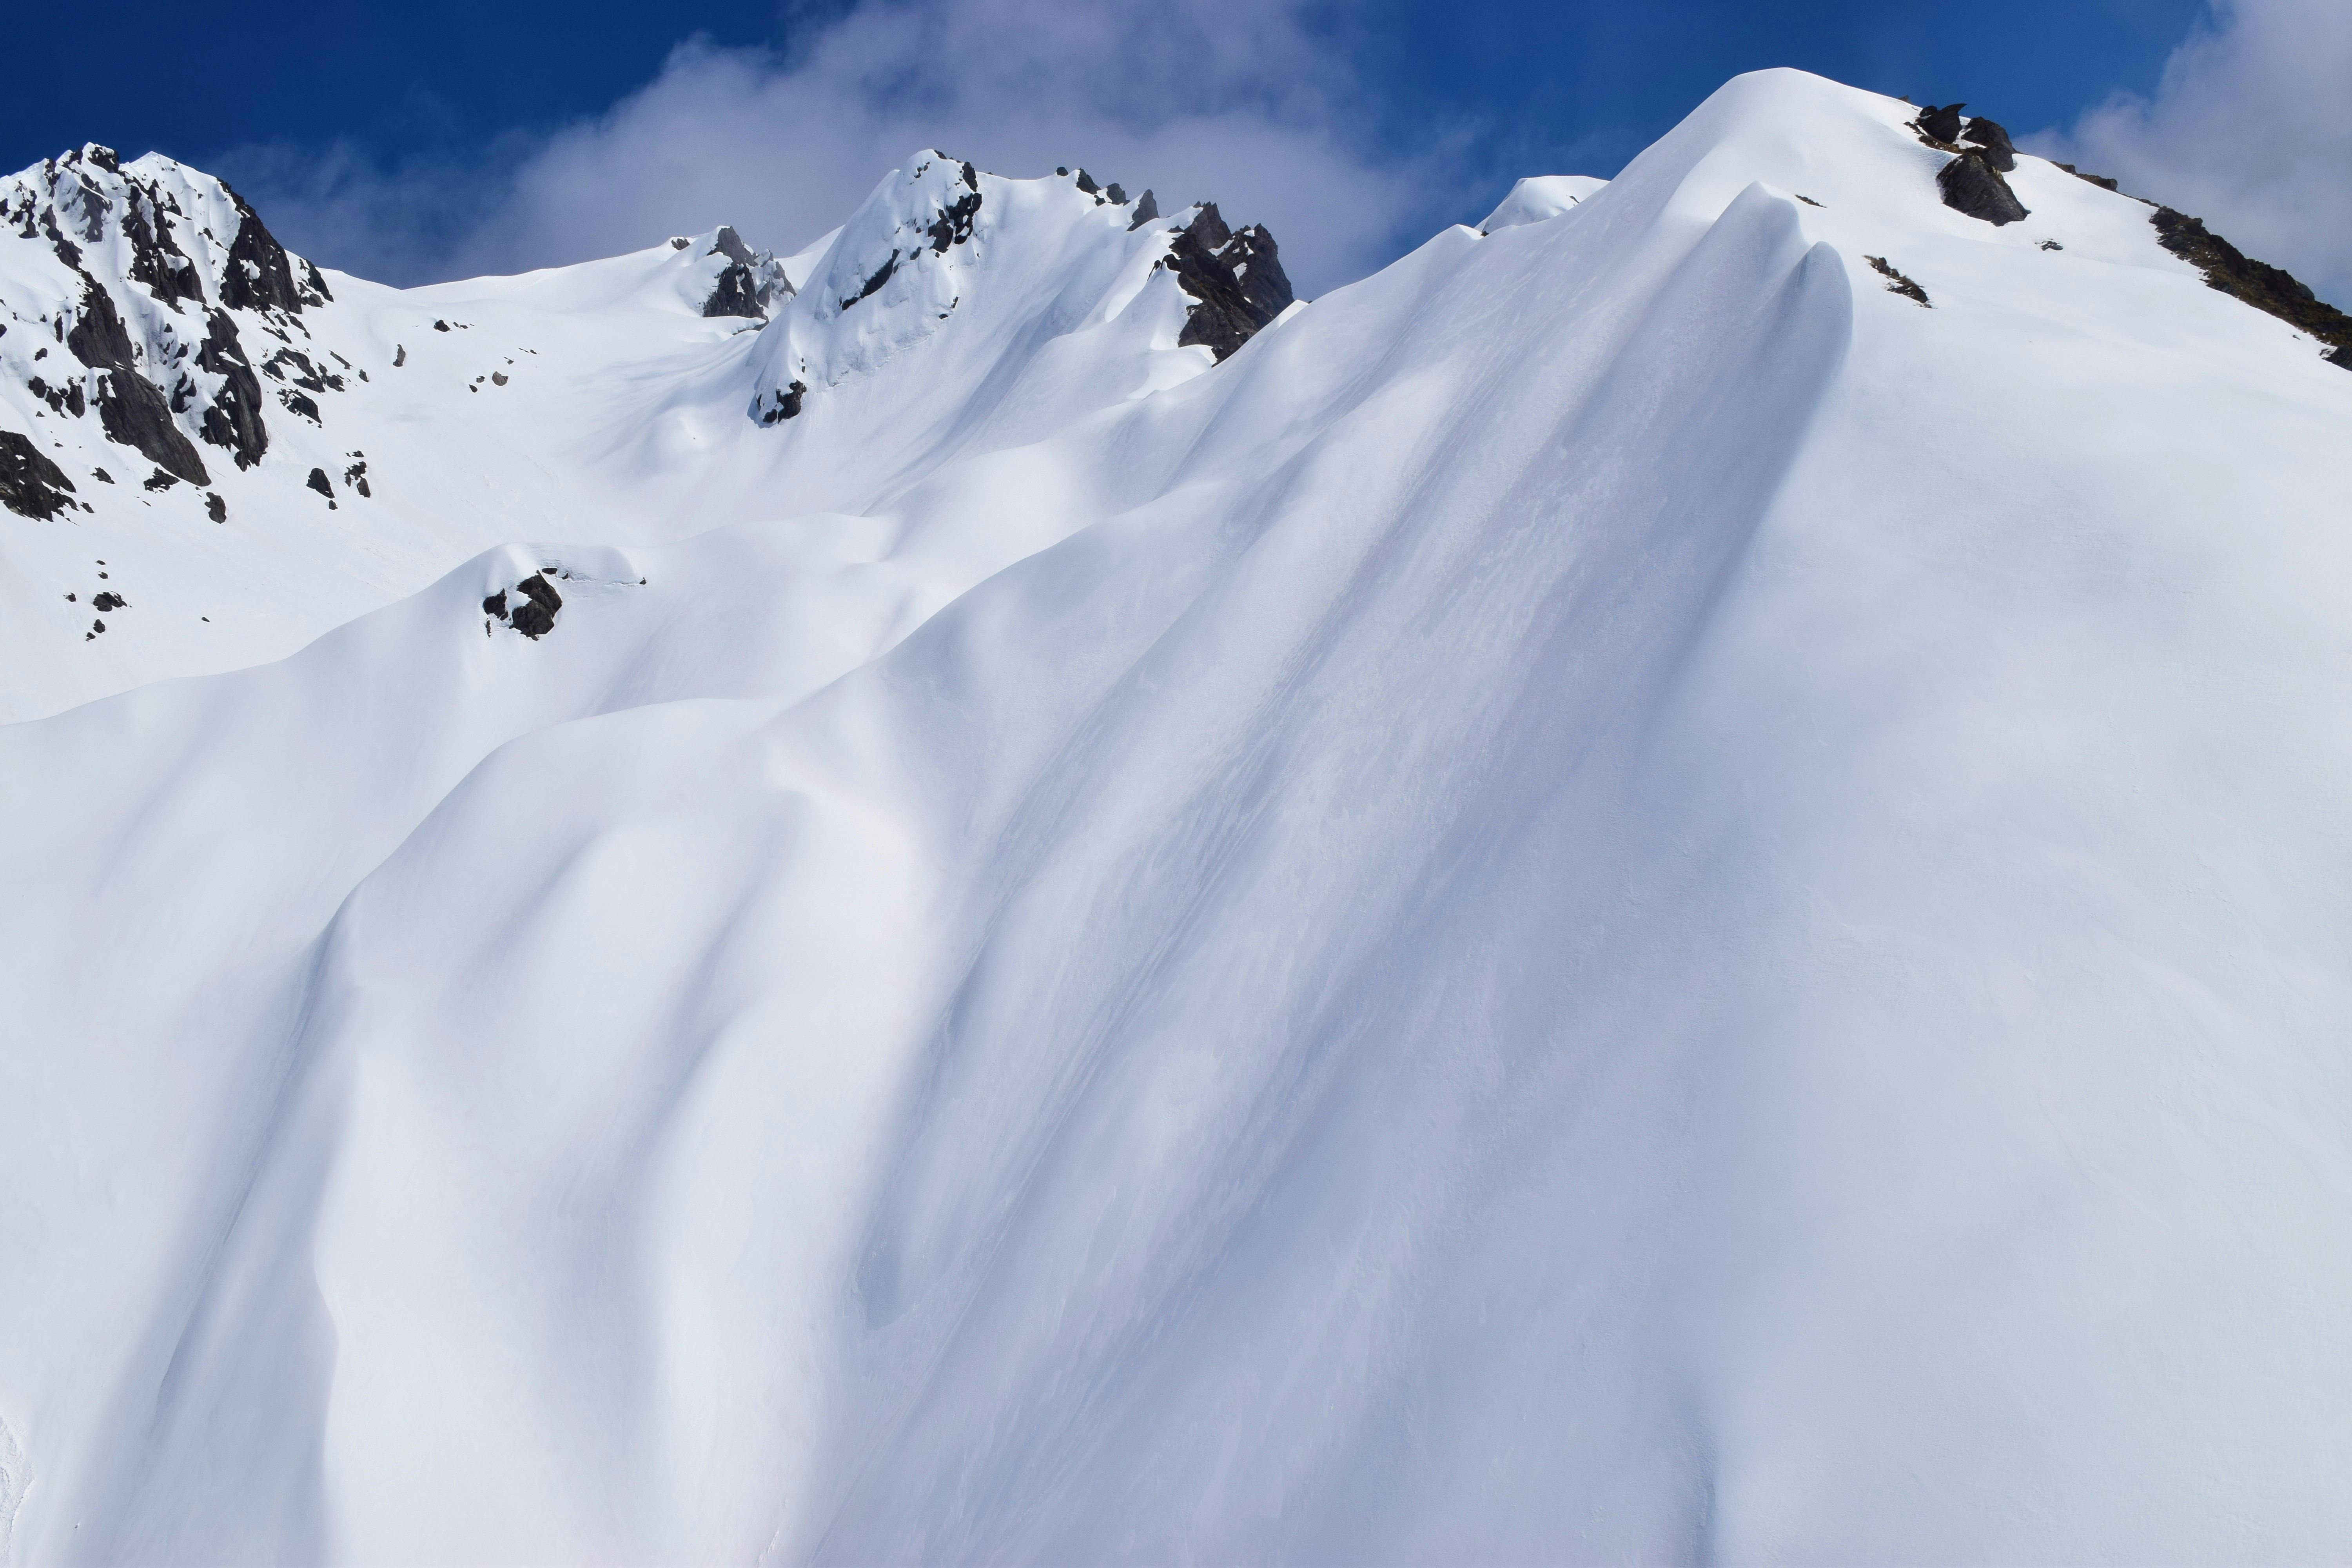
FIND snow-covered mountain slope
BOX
[5,67,2352,1565]
[0,148,1281,722]
[1479,172,1609,230]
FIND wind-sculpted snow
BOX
[6,69,2352,1565]
[0,147,1249,724]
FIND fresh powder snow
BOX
[2,68,2350,1564]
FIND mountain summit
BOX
[3,69,2350,1565]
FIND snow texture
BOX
[4,69,2352,1565]
[1479,172,1609,230]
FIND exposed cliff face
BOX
[1163,201,1294,360]
[0,144,338,510]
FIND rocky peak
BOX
[0,145,347,508]
[1161,203,1294,361]
[746,152,1292,426]
[697,225,793,321]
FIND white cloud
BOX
[2036,0,2352,302]
[225,0,1457,297]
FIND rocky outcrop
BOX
[2052,163,2122,192]
[1866,256,1930,306]
[1164,204,1295,362]
[194,309,267,468]
[1960,117,2016,172]
[2151,207,2352,367]
[0,430,79,518]
[214,184,328,316]
[701,226,793,320]
[1914,103,1965,144]
[484,570,564,638]
[65,279,210,483]
[1,144,354,491]
[1937,152,2029,226]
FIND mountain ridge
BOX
[2,68,2350,1564]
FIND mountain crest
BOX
[747,151,1292,425]
[2,145,340,491]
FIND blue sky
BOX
[8,0,2339,298]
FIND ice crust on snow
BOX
[4,69,2352,1565]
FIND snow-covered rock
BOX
[4,67,2352,1565]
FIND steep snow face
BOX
[6,67,2352,1566]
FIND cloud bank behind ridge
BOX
[221,0,1452,298]
[2036,0,2352,303]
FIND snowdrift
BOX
[3,69,2351,1564]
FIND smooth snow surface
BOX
[5,69,2352,1565]
[1479,173,1610,230]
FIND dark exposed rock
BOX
[1074,169,1099,195]
[122,186,203,310]
[344,459,370,496]
[1866,255,1931,306]
[92,590,126,612]
[393,344,407,366]
[1127,189,1160,230]
[142,468,177,491]
[2151,206,2352,363]
[703,263,767,318]
[262,347,341,393]
[0,430,79,519]
[64,278,136,374]
[2053,162,2120,192]
[26,374,85,417]
[194,309,268,468]
[434,319,451,332]
[482,589,509,620]
[926,186,982,254]
[1105,183,1127,204]
[205,492,226,522]
[1960,116,2016,172]
[1938,152,2029,225]
[1165,203,1296,362]
[306,466,333,497]
[510,572,562,638]
[93,467,112,483]
[65,279,211,482]
[844,254,898,310]
[90,619,104,635]
[97,365,209,483]
[490,371,508,386]
[759,379,808,424]
[279,389,321,424]
[1915,103,1965,143]
[214,185,318,315]
[710,225,754,265]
